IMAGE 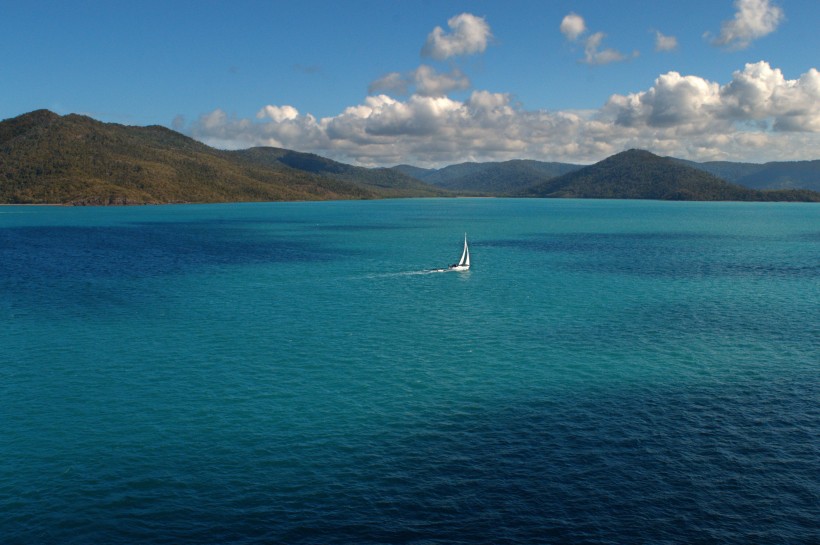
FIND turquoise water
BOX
[1,199,818,544]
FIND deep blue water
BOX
[1,199,818,544]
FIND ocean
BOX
[1,198,818,544]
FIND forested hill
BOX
[394,160,582,194]
[396,155,820,198]
[0,110,444,205]
[674,158,820,192]
[525,150,820,202]
[227,147,442,196]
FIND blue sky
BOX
[3,0,819,166]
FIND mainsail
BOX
[458,234,470,267]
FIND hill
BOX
[394,159,582,194]
[228,148,443,197]
[400,155,820,197]
[673,158,820,192]
[0,110,443,205]
[525,149,820,202]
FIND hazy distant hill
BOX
[401,155,820,196]
[0,110,443,204]
[391,164,433,180]
[674,158,820,192]
[393,159,582,194]
[229,148,444,197]
[526,149,820,201]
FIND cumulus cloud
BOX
[604,71,723,131]
[560,12,632,65]
[421,13,492,60]
[708,0,784,50]
[187,62,820,166]
[257,104,299,122]
[560,13,586,41]
[603,62,820,134]
[369,65,471,97]
[654,31,678,52]
[413,65,471,96]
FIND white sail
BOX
[459,234,470,266]
[441,233,470,272]
[448,233,470,271]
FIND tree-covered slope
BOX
[0,111,438,204]
[526,149,820,201]
[394,159,582,195]
[229,148,447,197]
[436,160,581,194]
[673,157,820,192]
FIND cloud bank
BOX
[189,61,820,167]
[185,11,819,167]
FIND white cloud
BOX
[602,61,820,135]
[721,62,820,131]
[560,12,632,65]
[367,72,408,96]
[369,65,470,97]
[421,13,492,60]
[583,32,631,65]
[257,104,299,122]
[560,13,586,41]
[603,71,723,130]
[654,31,678,52]
[709,0,784,50]
[413,65,471,96]
[188,62,820,166]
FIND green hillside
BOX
[434,160,581,194]
[526,149,820,202]
[229,148,446,197]
[0,110,439,204]
[395,160,581,194]
[674,157,820,192]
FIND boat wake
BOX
[360,234,471,279]
[357,268,468,280]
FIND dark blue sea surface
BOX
[1,199,818,544]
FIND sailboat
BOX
[448,233,470,271]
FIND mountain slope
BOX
[435,160,582,194]
[229,148,446,197]
[732,160,820,191]
[390,164,434,180]
[673,158,820,191]
[0,111,439,204]
[526,149,820,201]
[394,159,582,194]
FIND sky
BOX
[2,0,820,167]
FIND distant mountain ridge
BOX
[524,149,819,201]
[395,155,820,197]
[671,157,820,192]
[2,110,819,204]
[395,160,582,194]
